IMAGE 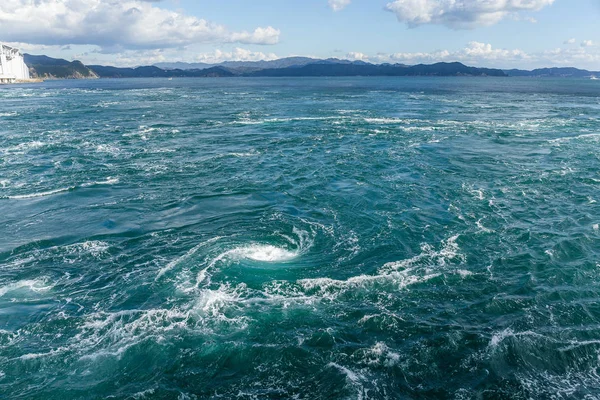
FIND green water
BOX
[1,77,600,399]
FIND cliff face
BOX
[24,55,98,79]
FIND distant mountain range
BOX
[23,54,600,80]
[505,67,600,78]
[154,57,324,71]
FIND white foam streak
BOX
[358,342,401,367]
[364,117,411,124]
[381,235,462,273]
[327,362,363,384]
[89,177,120,186]
[17,347,69,361]
[156,236,223,280]
[5,178,118,200]
[327,363,368,400]
[6,186,74,199]
[234,116,344,125]
[549,133,600,144]
[488,328,549,351]
[75,308,192,361]
[65,241,110,258]
[299,235,461,299]
[299,270,440,299]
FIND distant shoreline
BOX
[23,54,600,81]
[0,78,43,85]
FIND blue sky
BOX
[1,0,599,69]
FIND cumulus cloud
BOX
[195,48,279,64]
[374,42,528,65]
[329,0,352,11]
[85,47,279,67]
[539,46,600,68]
[0,0,280,50]
[385,0,555,29]
[346,52,369,61]
[581,40,594,47]
[230,27,281,46]
[564,38,576,45]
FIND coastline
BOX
[0,78,44,85]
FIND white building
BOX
[0,44,30,83]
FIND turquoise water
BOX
[1,77,599,399]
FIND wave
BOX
[232,116,346,125]
[83,177,120,186]
[74,307,193,361]
[549,132,600,144]
[63,241,110,258]
[95,144,122,156]
[364,117,414,124]
[1,140,46,155]
[0,279,53,297]
[227,151,260,158]
[327,363,368,399]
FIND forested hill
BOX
[25,54,598,79]
[24,54,98,79]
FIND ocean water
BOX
[0,77,599,399]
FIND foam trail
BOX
[156,237,223,280]
[83,177,120,186]
[5,178,119,200]
[5,187,74,200]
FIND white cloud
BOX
[581,40,594,47]
[375,42,528,65]
[16,44,281,67]
[564,38,576,45]
[539,46,600,68]
[111,49,169,67]
[230,27,281,46]
[346,52,369,61]
[329,0,351,11]
[368,41,600,69]
[83,47,280,67]
[0,0,280,50]
[195,48,279,64]
[385,0,555,29]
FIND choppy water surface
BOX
[1,77,600,399]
